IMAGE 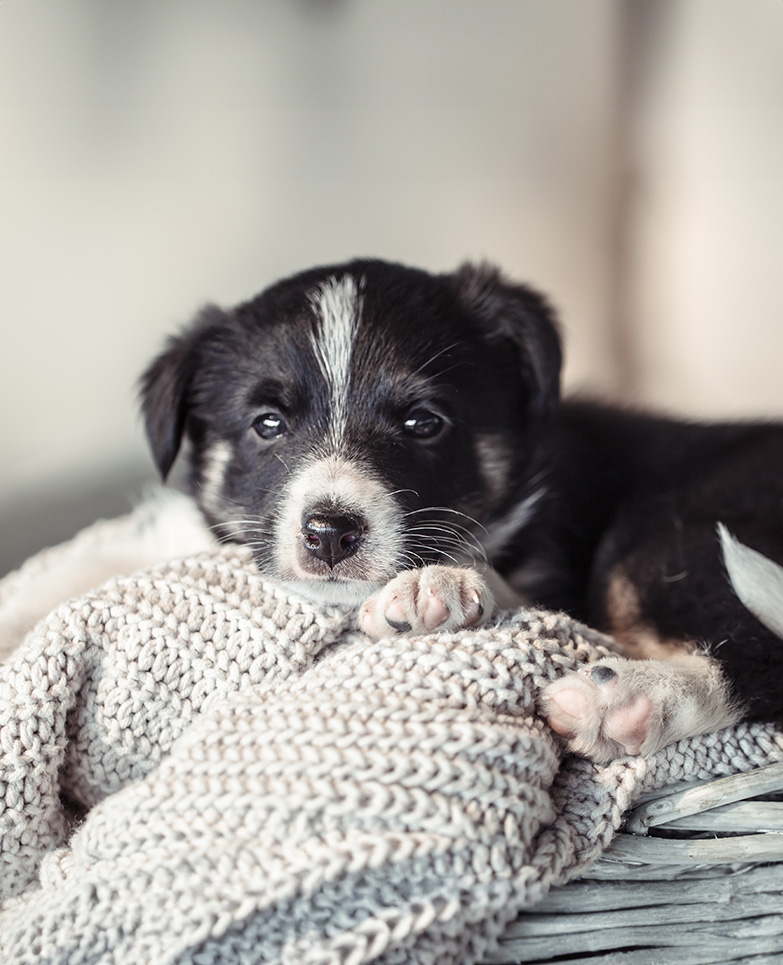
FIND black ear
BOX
[451,263,562,417]
[139,305,227,479]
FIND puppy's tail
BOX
[718,523,783,639]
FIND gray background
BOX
[1,0,781,575]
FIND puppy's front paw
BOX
[357,565,496,638]
[540,654,741,764]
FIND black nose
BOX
[301,513,365,568]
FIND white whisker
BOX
[403,505,489,534]
[410,341,460,377]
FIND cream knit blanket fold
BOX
[2,534,783,964]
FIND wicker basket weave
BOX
[491,761,783,965]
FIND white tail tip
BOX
[718,522,783,639]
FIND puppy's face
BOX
[141,260,561,605]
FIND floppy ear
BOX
[139,305,227,479]
[451,263,562,416]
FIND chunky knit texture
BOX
[2,527,783,964]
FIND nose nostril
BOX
[301,512,365,568]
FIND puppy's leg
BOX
[357,565,500,638]
[541,521,783,762]
[540,652,741,763]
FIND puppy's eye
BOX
[402,408,445,440]
[252,411,288,440]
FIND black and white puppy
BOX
[140,260,556,632]
[140,258,783,763]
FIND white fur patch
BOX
[200,440,234,516]
[308,275,362,448]
[475,434,514,504]
[719,523,783,639]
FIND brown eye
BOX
[402,408,445,440]
[253,411,288,440]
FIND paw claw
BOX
[385,617,413,633]
[589,664,617,685]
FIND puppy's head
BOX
[140,259,561,604]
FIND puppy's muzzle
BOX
[301,511,366,569]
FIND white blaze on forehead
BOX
[308,274,362,446]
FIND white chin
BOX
[282,577,384,609]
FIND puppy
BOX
[130,258,780,763]
[10,259,780,759]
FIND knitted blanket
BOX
[2,521,783,965]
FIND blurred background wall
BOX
[1,0,781,575]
